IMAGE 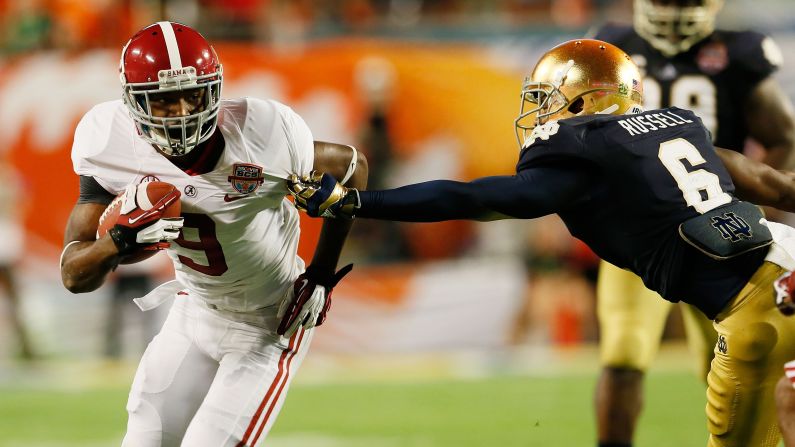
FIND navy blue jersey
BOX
[356,107,769,317]
[518,107,767,317]
[595,24,780,151]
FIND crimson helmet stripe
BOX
[157,21,183,69]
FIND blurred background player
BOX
[59,21,365,446]
[591,1,795,445]
[0,158,35,361]
[103,257,170,360]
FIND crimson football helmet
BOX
[634,0,724,56]
[119,21,223,156]
[515,39,644,148]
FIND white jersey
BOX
[72,98,314,311]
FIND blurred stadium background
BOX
[0,0,793,445]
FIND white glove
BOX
[276,264,353,338]
[135,217,184,244]
[277,282,327,338]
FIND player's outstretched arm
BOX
[717,147,795,212]
[60,203,123,293]
[277,141,369,337]
[289,163,592,222]
[745,77,795,169]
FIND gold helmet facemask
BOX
[634,0,723,57]
[515,39,644,149]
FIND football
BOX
[97,181,182,264]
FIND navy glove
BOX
[286,170,360,218]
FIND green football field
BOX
[0,369,708,446]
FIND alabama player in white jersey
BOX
[59,22,367,447]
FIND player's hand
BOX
[109,185,184,256]
[774,271,795,316]
[286,170,360,218]
[277,264,354,337]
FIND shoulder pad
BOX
[723,30,781,78]
[517,121,588,172]
[238,97,315,179]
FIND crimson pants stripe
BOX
[249,328,306,446]
[236,329,303,447]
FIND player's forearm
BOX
[718,147,795,212]
[60,236,120,293]
[761,140,795,171]
[357,180,496,222]
[355,170,583,222]
[308,155,368,271]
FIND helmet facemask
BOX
[515,60,577,147]
[634,0,723,57]
[122,66,222,156]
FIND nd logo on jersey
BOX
[227,163,265,194]
[710,212,752,242]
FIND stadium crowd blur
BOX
[0,0,625,54]
[1,0,794,360]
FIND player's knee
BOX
[122,399,163,447]
[725,322,777,363]
[601,331,657,371]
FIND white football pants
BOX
[121,292,313,447]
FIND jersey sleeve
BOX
[357,166,593,222]
[70,102,134,194]
[516,121,593,172]
[244,98,315,179]
[281,105,315,177]
[77,175,115,205]
[729,31,782,83]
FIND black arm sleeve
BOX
[77,175,115,205]
[356,164,593,222]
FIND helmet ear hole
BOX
[567,97,584,114]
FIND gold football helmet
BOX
[634,0,724,57]
[515,39,644,148]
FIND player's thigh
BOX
[597,260,672,370]
[181,327,314,447]
[123,299,219,447]
[680,303,718,380]
[707,262,795,447]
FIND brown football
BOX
[97,181,182,264]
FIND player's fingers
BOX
[308,170,324,183]
[296,186,317,200]
[288,180,312,198]
[162,217,184,229]
[161,230,180,241]
[286,179,305,196]
[283,313,302,338]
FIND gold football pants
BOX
[707,261,792,447]
[597,260,716,377]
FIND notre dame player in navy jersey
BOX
[288,39,795,447]
[590,1,795,446]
